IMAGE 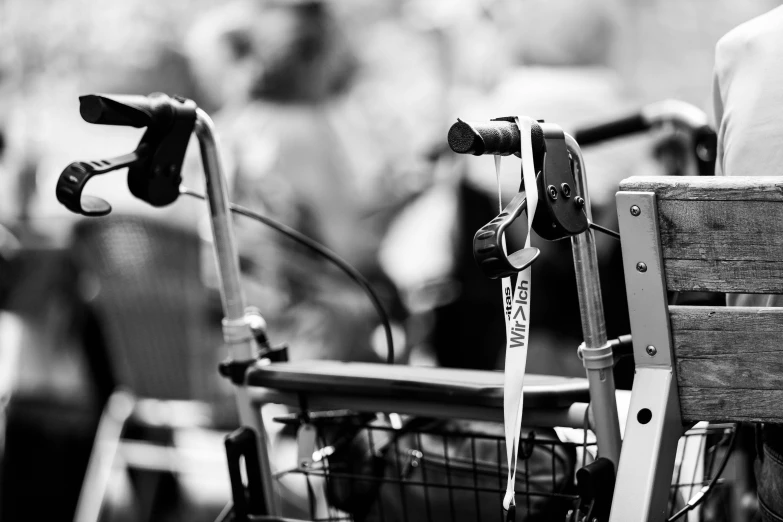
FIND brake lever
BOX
[468,119,589,280]
[56,147,148,216]
[473,191,541,279]
[56,93,197,218]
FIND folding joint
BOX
[578,341,614,370]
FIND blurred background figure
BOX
[0,0,782,520]
[184,0,442,364]
[382,0,636,377]
[0,2,219,521]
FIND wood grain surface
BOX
[619,176,783,201]
[620,177,783,292]
[671,306,783,422]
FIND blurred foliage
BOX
[0,0,779,104]
[0,0,781,225]
[0,0,219,96]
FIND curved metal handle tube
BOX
[640,99,709,131]
[194,110,248,334]
[565,133,622,466]
[194,109,280,515]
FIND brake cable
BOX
[179,187,395,365]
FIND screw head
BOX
[630,205,641,216]
[646,345,657,357]
[574,196,585,208]
[636,262,647,273]
[547,185,558,200]
[560,183,572,198]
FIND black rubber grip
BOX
[572,113,648,146]
[79,94,163,128]
[448,119,520,156]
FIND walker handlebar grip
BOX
[79,94,170,128]
[572,113,648,146]
[448,118,521,156]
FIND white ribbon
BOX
[496,116,538,512]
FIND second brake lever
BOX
[473,191,540,279]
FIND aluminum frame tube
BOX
[565,133,622,466]
[194,109,280,515]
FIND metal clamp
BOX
[222,317,254,344]
[577,341,614,370]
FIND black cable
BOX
[180,187,395,364]
[582,403,590,470]
[588,222,621,240]
[667,424,738,522]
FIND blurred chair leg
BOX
[730,424,758,522]
[75,390,136,522]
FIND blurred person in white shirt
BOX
[711,6,783,521]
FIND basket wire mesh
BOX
[271,412,735,522]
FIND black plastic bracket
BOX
[471,120,588,279]
[225,427,267,521]
[532,123,589,240]
[574,457,616,522]
[127,94,196,207]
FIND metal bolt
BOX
[636,262,647,273]
[574,196,585,208]
[560,183,571,198]
[646,345,657,357]
[547,185,558,200]
[630,205,641,216]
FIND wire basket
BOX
[668,423,736,522]
[272,412,735,522]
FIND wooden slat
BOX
[665,259,783,293]
[671,306,783,422]
[658,198,783,292]
[620,177,783,292]
[680,388,783,423]
[671,305,783,338]
[619,179,783,421]
[658,200,783,262]
[620,175,783,201]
